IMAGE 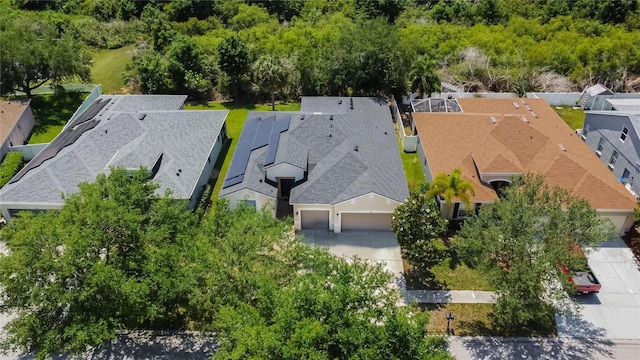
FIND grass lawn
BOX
[394,122,425,192]
[91,45,135,94]
[185,101,301,201]
[553,106,585,130]
[424,303,494,336]
[423,303,557,337]
[28,93,87,144]
[403,238,494,291]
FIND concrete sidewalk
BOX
[448,336,640,360]
[405,290,496,304]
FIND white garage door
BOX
[341,213,392,232]
[602,215,630,235]
[301,210,330,229]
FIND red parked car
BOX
[562,264,601,294]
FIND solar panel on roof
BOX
[253,115,275,149]
[9,119,99,184]
[223,116,266,188]
[264,116,290,166]
[222,114,291,188]
[223,175,244,188]
[69,98,110,128]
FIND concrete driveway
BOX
[556,237,640,340]
[300,230,403,280]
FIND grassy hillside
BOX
[91,44,135,94]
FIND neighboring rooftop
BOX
[605,98,640,112]
[584,83,614,97]
[0,95,227,205]
[220,97,409,204]
[413,97,637,210]
[0,99,30,142]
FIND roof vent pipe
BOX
[330,115,333,121]
[559,143,566,151]
[354,145,359,152]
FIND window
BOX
[622,168,631,183]
[609,150,619,169]
[582,123,590,139]
[596,137,604,155]
[455,203,467,218]
[239,199,256,209]
[620,127,628,142]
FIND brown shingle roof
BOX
[413,98,637,210]
[0,100,30,142]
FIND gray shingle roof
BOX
[220,97,408,204]
[0,95,227,206]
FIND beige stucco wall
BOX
[293,204,334,231]
[334,193,401,233]
[222,189,276,217]
[265,163,305,182]
[293,193,403,233]
[597,210,634,236]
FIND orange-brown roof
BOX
[0,100,30,141]
[413,97,637,210]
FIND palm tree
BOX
[251,55,292,111]
[409,55,441,98]
[427,168,475,211]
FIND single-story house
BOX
[219,97,409,233]
[413,97,637,235]
[0,95,228,219]
[0,99,35,161]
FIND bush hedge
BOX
[0,152,24,188]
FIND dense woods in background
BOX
[2,0,640,101]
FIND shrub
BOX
[0,152,24,188]
[392,191,449,269]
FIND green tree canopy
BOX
[426,168,475,211]
[409,55,441,98]
[214,243,452,360]
[218,35,251,99]
[392,190,449,269]
[0,168,200,357]
[0,16,91,98]
[252,54,294,110]
[453,173,615,334]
